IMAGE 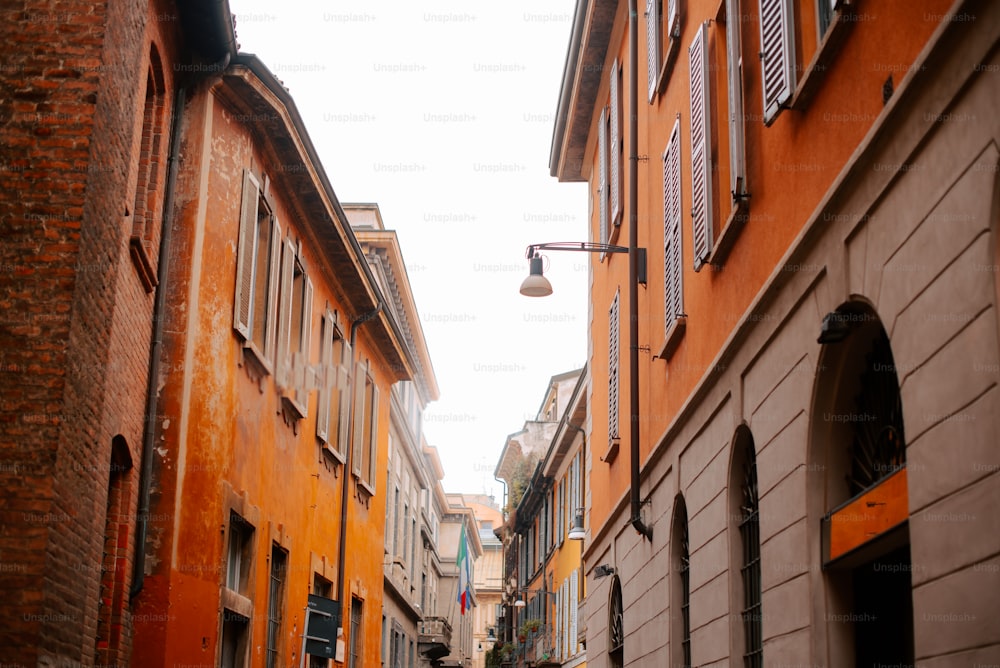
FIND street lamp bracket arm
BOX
[525,241,631,258]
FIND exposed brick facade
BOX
[0,1,212,663]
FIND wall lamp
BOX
[817,311,852,344]
[593,564,616,579]
[512,587,559,608]
[520,237,653,542]
[568,507,586,541]
[520,242,646,297]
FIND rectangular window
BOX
[352,362,380,492]
[277,240,313,415]
[608,290,621,451]
[726,0,748,201]
[266,545,288,668]
[689,22,714,272]
[226,512,254,594]
[317,311,351,457]
[597,106,609,246]
[609,59,623,228]
[234,170,281,370]
[758,0,796,124]
[221,609,250,668]
[663,119,685,328]
[348,597,363,668]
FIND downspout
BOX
[628,0,653,541]
[336,303,383,616]
[131,51,230,600]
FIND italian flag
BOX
[457,527,472,615]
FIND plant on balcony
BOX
[519,618,542,638]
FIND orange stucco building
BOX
[547,0,1000,664]
[130,53,423,667]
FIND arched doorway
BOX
[811,301,914,666]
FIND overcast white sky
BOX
[229,1,590,502]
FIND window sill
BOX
[602,438,620,464]
[708,200,750,267]
[651,34,683,101]
[281,394,307,421]
[790,5,856,112]
[129,235,158,293]
[241,341,274,377]
[355,475,376,498]
[657,316,687,362]
[220,588,253,619]
[321,442,346,466]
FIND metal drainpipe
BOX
[131,51,231,601]
[628,0,653,542]
[336,303,382,622]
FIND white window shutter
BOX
[646,0,660,100]
[263,217,281,362]
[726,0,747,199]
[368,382,380,486]
[233,170,259,339]
[609,59,621,227]
[352,360,366,476]
[667,0,679,38]
[316,312,331,443]
[337,339,352,454]
[689,23,713,271]
[598,106,609,245]
[608,290,620,447]
[758,0,796,124]
[275,237,295,385]
[663,119,684,324]
[570,570,579,655]
[296,276,313,412]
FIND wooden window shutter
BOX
[609,59,622,226]
[352,360,366,476]
[316,312,332,443]
[608,290,620,447]
[726,0,747,199]
[663,119,684,324]
[689,23,713,271]
[367,382,380,486]
[758,0,796,125]
[233,170,259,338]
[275,237,295,386]
[337,338,352,455]
[263,217,282,363]
[570,570,579,655]
[598,106,609,245]
[295,276,313,412]
[646,0,660,100]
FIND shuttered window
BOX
[608,290,620,450]
[275,240,313,417]
[610,60,622,227]
[758,0,796,124]
[689,23,713,271]
[646,0,660,99]
[663,119,684,326]
[234,169,281,369]
[352,362,379,491]
[726,0,748,200]
[598,107,609,245]
[316,312,351,457]
[276,238,296,386]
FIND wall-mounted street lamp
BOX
[568,507,586,541]
[519,242,646,297]
[519,238,653,541]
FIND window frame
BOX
[352,360,379,494]
[316,309,351,461]
[277,239,313,417]
[265,544,288,668]
[647,0,683,101]
[758,0,797,125]
[234,169,281,372]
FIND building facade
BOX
[455,494,504,668]
[440,496,485,667]
[495,369,588,668]
[0,2,232,664]
[548,0,1000,665]
[128,53,425,667]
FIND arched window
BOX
[670,496,690,668]
[608,574,624,668]
[130,45,167,291]
[95,436,133,666]
[731,427,762,667]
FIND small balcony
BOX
[418,616,452,661]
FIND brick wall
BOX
[0,0,181,663]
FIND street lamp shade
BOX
[513,597,526,608]
[568,508,586,540]
[519,255,552,297]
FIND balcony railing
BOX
[418,616,452,661]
